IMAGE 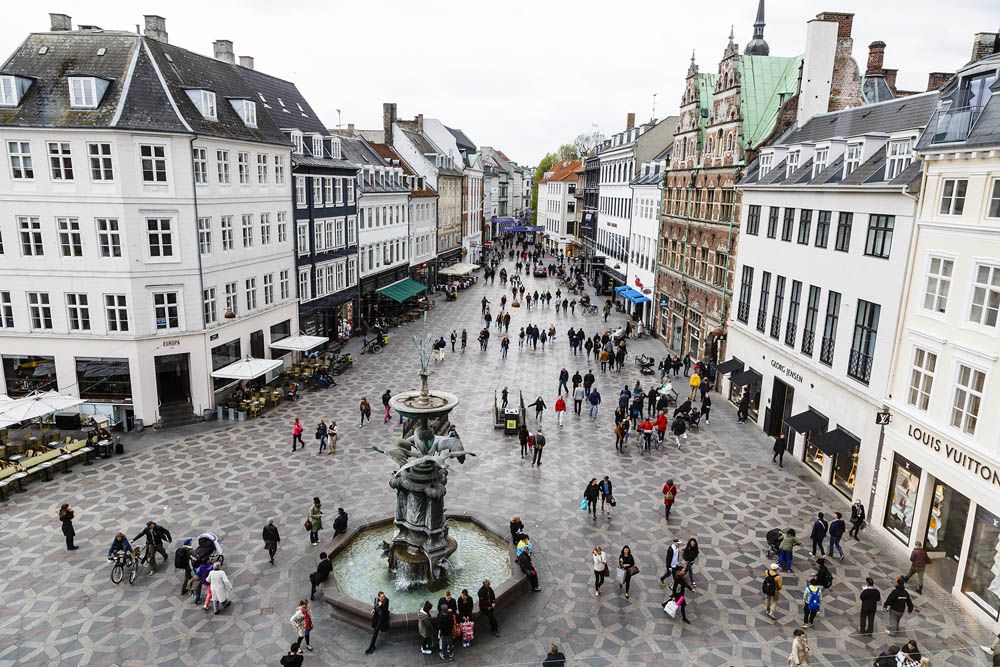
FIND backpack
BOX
[817,568,833,588]
[806,587,821,611]
[174,547,189,570]
[762,573,777,596]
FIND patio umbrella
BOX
[0,391,85,425]
[210,356,283,381]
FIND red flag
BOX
[634,276,644,289]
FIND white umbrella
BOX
[210,356,283,381]
[268,335,329,352]
[0,391,85,425]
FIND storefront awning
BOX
[210,357,284,380]
[716,357,744,375]
[785,408,828,434]
[269,335,329,352]
[439,262,480,277]
[613,285,649,304]
[809,427,859,456]
[377,278,427,303]
[730,369,763,387]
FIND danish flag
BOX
[634,277,644,289]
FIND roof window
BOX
[67,76,109,109]
[185,89,217,121]
[230,99,257,128]
[0,75,34,107]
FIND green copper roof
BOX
[695,73,717,145]
[736,55,802,149]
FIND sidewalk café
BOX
[375,278,432,326]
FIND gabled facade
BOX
[537,159,582,254]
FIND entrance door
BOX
[154,354,191,404]
[767,378,793,438]
[671,316,682,351]
[923,480,970,590]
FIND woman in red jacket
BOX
[554,395,567,428]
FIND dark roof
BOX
[918,53,1000,151]
[631,166,665,186]
[782,92,938,144]
[447,126,476,152]
[239,66,329,135]
[402,129,463,177]
[339,136,408,194]
[291,155,357,171]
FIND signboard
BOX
[875,412,891,425]
[499,225,543,232]
[162,339,181,348]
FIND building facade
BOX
[627,150,669,328]
[537,160,582,254]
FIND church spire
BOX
[744,0,770,56]
[687,49,698,77]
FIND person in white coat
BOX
[206,562,233,615]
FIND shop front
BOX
[299,289,357,341]
[2,354,58,396]
[359,265,412,324]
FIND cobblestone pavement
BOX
[0,263,994,667]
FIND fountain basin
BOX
[322,514,528,631]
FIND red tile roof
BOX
[539,159,583,183]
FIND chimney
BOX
[238,56,254,70]
[796,18,837,125]
[347,123,355,133]
[926,72,954,92]
[883,69,898,92]
[626,112,636,130]
[815,12,854,40]
[970,32,1000,63]
[213,40,235,64]
[866,41,886,76]
[49,13,71,31]
[815,12,862,113]
[143,15,168,43]
[416,113,424,132]
[383,102,397,146]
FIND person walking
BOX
[554,395,567,427]
[308,497,323,545]
[801,578,822,628]
[572,384,585,416]
[206,562,234,615]
[309,551,332,600]
[904,542,930,594]
[543,643,566,667]
[859,577,881,634]
[314,419,328,454]
[450,330,457,352]
[828,512,846,559]
[671,414,687,449]
[133,521,172,573]
[175,538,195,595]
[662,479,678,522]
[461,329,468,350]
[59,503,78,551]
[778,529,800,573]
[592,546,608,597]
[655,410,668,445]
[365,591,390,654]
[787,628,812,665]
[809,513,828,557]
[599,476,614,518]
[291,418,305,452]
[528,396,546,427]
[688,371,701,401]
[700,394,712,424]
[558,368,569,396]
[618,545,636,599]
[518,424,529,458]
[681,538,700,587]
[262,518,280,565]
[280,643,304,667]
[737,391,751,423]
[587,388,602,420]
[883,576,914,635]
[583,478,601,521]
[531,432,546,466]
[772,433,787,467]
[290,599,313,652]
[417,601,435,655]
[193,559,212,607]
[436,598,456,660]
[478,579,500,637]
[848,501,866,539]
[381,389,392,423]
[762,563,783,619]
[358,398,371,426]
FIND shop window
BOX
[962,506,1000,619]
[2,354,56,397]
[924,481,970,590]
[832,440,860,498]
[75,357,131,401]
[884,454,922,544]
[211,339,241,391]
[270,319,291,343]
[804,434,826,475]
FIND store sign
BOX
[162,339,181,348]
[770,359,803,384]
[907,423,1000,490]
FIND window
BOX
[245,278,257,311]
[323,177,333,205]
[237,152,250,184]
[279,269,290,300]
[87,142,113,181]
[96,218,120,257]
[198,217,212,254]
[203,287,217,325]
[189,89,216,120]
[844,143,862,176]
[713,251,727,287]
[746,204,761,235]
[314,223,324,252]
[233,99,257,127]
[274,155,285,185]
[812,148,828,178]
[192,147,208,184]
[221,216,234,251]
[347,179,355,204]
[864,215,894,258]
[48,141,73,180]
[848,300,880,384]
[291,132,304,155]
[0,291,13,328]
[153,292,180,330]
[819,291,841,366]
[802,286,820,356]
[216,150,230,184]
[766,207,779,238]
[241,214,253,248]
[785,150,800,177]
[756,271,771,333]
[737,266,753,324]
[989,179,1000,218]
[951,364,985,435]
[834,212,852,252]
[797,209,812,244]
[146,218,173,257]
[969,263,1000,328]
[140,144,167,183]
[885,139,912,180]
[346,215,356,245]
[923,256,953,313]
[781,208,795,242]
[335,218,344,248]
[260,213,271,245]
[336,178,344,204]
[312,136,323,158]
[814,210,831,248]
[256,154,268,184]
[758,153,773,177]
[277,211,288,243]
[68,77,98,108]
[770,276,785,339]
[313,178,322,206]
[907,347,937,411]
[57,217,82,256]
[939,179,967,215]
[295,176,306,206]
[298,270,310,300]
[66,293,90,331]
[218,282,236,316]
[785,281,801,347]
[297,222,309,254]
[7,141,33,179]
[0,75,18,106]
[263,273,274,305]
[27,292,52,330]
[105,294,128,332]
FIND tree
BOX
[530,153,559,224]
[573,130,605,157]
[557,144,579,161]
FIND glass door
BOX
[884,454,922,544]
[923,481,969,591]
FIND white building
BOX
[879,44,1000,625]
[0,15,299,429]
[537,160,581,254]
[725,92,938,510]
[626,151,669,328]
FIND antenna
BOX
[336,109,342,130]
[652,93,657,120]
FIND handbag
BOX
[663,600,679,617]
[610,497,617,507]
[580,497,588,511]
[616,567,625,585]
[451,614,462,639]
[628,565,640,577]
[304,519,313,532]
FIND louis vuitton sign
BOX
[907,423,1000,490]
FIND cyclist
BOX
[107,532,132,559]
[132,521,173,573]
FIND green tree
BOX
[530,153,559,223]
[557,144,579,161]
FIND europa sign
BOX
[907,423,1000,490]
[770,359,803,384]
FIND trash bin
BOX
[504,409,520,435]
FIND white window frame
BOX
[323,177,333,205]
[27,291,53,330]
[785,150,800,177]
[298,268,310,301]
[216,149,230,184]
[241,214,253,248]
[198,216,212,255]
[203,287,218,325]
[260,212,271,245]
[48,141,74,180]
[96,218,121,258]
[758,153,772,177]
[906,346,937,412]
[7,140,33,180]
[145,217,174,259]
[139,144,168,184]
[885,138,913,180]
[0,291,14,329]
[66,292,91,331]
[277,211,288,243]
[151,290,182,331]
[18,215,43,256]
[104,294,129,332]
[199,90,217,120]
[939,178,967,216]
[335,177,344,205]
[0,76,18,106]
[295,176,306,207]
[988,178,1000,219]
[57,216,83,257]
[68,77,98,108]
[274,154,285,185]
[263,273,274,306]
[967,262,1000,330]
[812,147,828,178]
[221,216,234,251]
[87,142,113,181]
[279,269,290,300]
[223,282,238,315]
[950,362,986,437]
[256,153,268,184]
[921,254,954,317]
[346,215,357,245]
[245,277,257,311]
[843,143,862,177]
[237,152,250,184]
[297,222,309,255]
[192,146,208,185]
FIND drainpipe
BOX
[188,134,208,420]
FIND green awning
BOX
[377,278,427,303]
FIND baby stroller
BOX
[764,528,783,561]
[636,354,656,376]
[193,532,224,566]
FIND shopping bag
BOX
[616,567,626,586]
[580,497,588,511]
[663,600,679,617]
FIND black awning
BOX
[730,369,762,387]
[810,427,859,456]
[785,408,828,434]
[716,358,744,374]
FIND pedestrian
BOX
[787,628,811,665]
[669,565,693,623]
[381,389,392,423]
[778,529,800,572]
[849,500,866,539]
[290,599,313,652]
[450,330,457,352]
[655,410,668,444]
[809,513,828,557]
[359,398,371,426]
[314,419,328,454]
[772,433,787,467]
[291,418,305,451]
[572,384,585,416]
[583,369,595,393]
[478,579,500,637]
[558,368,569,395]
[417,601,435,655]
[682,538,699,587]
[762,562,783,619]
[365,591,390,654]
[588,388,601,419]
[802,578,822,628]
[262,518,280,565]
[554,395,567,427]
[593,545,608,597]
[461,329,468,350]
[688,371,700,400]
[500,335,510,358]
[308,497,323,545]
[132,521,172,573]
[814,558,833,589]
[859,576,881,634]
[583,478,600,521]
[639,416,654,454]
[883,576,914,635]
[599,476,614,518]
[683,354,691,376]
[280,643,304,667]
[518,424,529,458]
[662,479,678,522]
[532,432,546,465]
[309,551,332,600]
[174,538,194,595]
[193,558,212,606]
[874,645,900,667]
[618,545,636,599]
[904,541,930,594]
[828,512,846,559]
[332,507,348,536]
[58,503,78,551]
[457,589,475,647]
[543,643,567,667]
[501,386,509,410]
[737,391,751,422]
[614,421,625,453]
[671,414,687,449]
[659,538,683,586]
[206,562,234,615]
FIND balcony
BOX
[737,301,750,324]
[929,106,983,144]
[769,315,781,339]
[784,324,796,348]
[801,329,815,356]
[847,348,873,385]
[819,336,836,367]
[756,310,767,333]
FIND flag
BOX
[635,277,644,289]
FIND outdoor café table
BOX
[7,454,25,464]
[39,461,57,481]
[97,440,113,458]
[48,441,61,448]
[58,453,73,474]
[10,471,27,493]
[80,446,94,466]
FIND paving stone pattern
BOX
[0,265,994,666]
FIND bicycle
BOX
[108,550,133,585]
[129,544,151,585]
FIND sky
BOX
[1,1,994,166]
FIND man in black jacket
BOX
[133,521,172,573]
[332,508,348,536]
[849,501,866,539]
[809,513,828,557]
[883,576,914,635]
[873,644,899,667]
[557,368,569,396]
[309,552,332,600]
[859,577,881,634]
[477,579,500,637]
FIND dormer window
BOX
[230,99,257,128]
[0,75,32,107]
[785,150,800,177]
[758,153,773,177]
[290,131,304,155]
[330,137,342,160]
[312,135,322,158]
[68,76,107,108]
[885,138,913,180]
[185,89,217,120]
[812,148,829,178]
[844,143,862,177]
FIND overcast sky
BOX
[1,1,993,165]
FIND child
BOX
[460,618,474,647]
